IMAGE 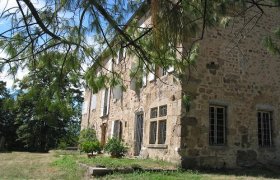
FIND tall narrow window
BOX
[149,121,157,144]
[101,88,110,117]
[82,101,88,115]
[91,94,97,110]
[209,105,226,145]
[258,111,272,147]
[112,120,123,140]
[158,120,167,144]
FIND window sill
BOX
[147,144,168,149]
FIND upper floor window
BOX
[117,47,126,64]
[155,66,167,77]
[82,101,88,115]
[159,105,167,117]
[150,107,158,118]
[258,111,273,147]
[209,105,226,146]
[100,88,110,117]
[91,94,97,110]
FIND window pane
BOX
[209,106,215,145]
[209,106,226,145]
[258,111,272,147]
[150,107,158,118]
[158,120,167,144]
[149,121,157,144]
[159,105,167,117]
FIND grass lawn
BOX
[0,150,280,179]
[0,150,85,179]
[78,155,177,169]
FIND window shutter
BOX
[82,101,88,114]
[91,94,97,110]
[122,47,126,59]
[148,64,155,81]
[106,88,110,115]
[113,85,122,100]
[100,90,105,117]
[116,51,121,64]
[107,59,113,72]
[111,120,115,138]
[142,66,147,86]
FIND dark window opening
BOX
[150,107,158,118]
[159,105,167,117]
[209,105,226,145]
[158,120,167,144]
[149,121,157,144]
[258,111,272,147]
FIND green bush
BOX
[80,141,101,154]
[79,128,101,154]
[104,137,127,158]
[57,141,67,150]
[79,128,97,143]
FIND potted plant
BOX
[104,137,127,158]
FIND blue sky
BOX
[0,0,139,89]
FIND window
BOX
[149,105,168,145]
[112,120,123,140]
[91,94,97,110]
[100,88,110,117]
[117,48,126,64]
[150,107,158,118]
[82,101,88,115]
[149,121,157,144]
[156,66,167,77]
[159,105,167,117]
[258,111,272,147]
[158,120,167,144]
[209,105,226,145]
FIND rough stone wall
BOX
[180,6,280,168]
[81,57,183,163]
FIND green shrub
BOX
[80,141,101,154]
[57,141,67,150]
[79,128,97,143]
[79,128,101,154]
[104,137,127,158]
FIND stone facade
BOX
[82,6,280,168]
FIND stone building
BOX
[81,5,280,168]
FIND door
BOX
[100,123,107,147]
[134,112,144,156]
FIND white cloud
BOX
[0,0,46,13]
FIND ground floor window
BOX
[209,105,226,145]
[112,120,122,140]
[149,120,167,144]
[258,111,272,147]
[158,120,167,144]
[149,121,157,144]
